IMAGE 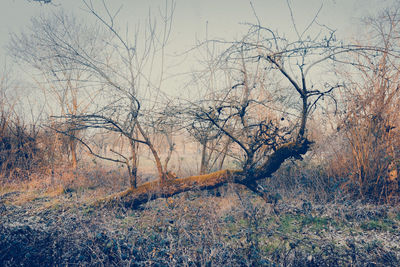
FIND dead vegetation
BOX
[1,182,400,266]
[1,1,400,266]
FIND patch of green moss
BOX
[302,216,329,231]
[360,219,392,232]
[262,239,282,254]
[277,214,302,233]
[223,222,240,237]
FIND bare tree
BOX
[10,11,105,170]
[102,9,389,208]
[72,0,177,187]
[11,1,178,188]
[12,1,396,207]
[185,51,236,174]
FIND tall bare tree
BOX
[10,11,104,170]
[12,1,177,188]
[104,9,390,208]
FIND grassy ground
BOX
[1,173,400,266]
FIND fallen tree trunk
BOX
[97,139,311,209]
[101,169,244,208]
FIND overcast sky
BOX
[0,0,395,100]
[1,0,394,57]
[0,0,394,124]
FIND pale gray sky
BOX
[1,0,393,59]
[0,0,394,99]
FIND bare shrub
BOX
[0,114,43,180]
[327,7,400,203]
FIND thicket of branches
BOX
[2,1,400,204]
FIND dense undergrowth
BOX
[1,175,400,266]
[0,125,399,266]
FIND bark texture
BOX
[98,139,311,209]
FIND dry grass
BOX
[0,165,129,206]
[1,182,400,266]
[1,163,400,266]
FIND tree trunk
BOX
[218,139,231,170]
[103,169,243,208]
[97,139,311,209]
[163,132,174,173]
[70,138,78,170]
[135,120,166,182]
[199,140,208,175]
[129,139,138,189]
